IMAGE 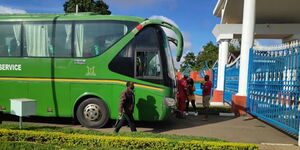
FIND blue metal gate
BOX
[224,58,240,103]
[212,62,218,96]
[248,46,300,135]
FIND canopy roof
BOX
[214,0,300,24]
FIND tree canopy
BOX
[179,40,242,72]
[63,0,111,15]
[179,52,196,72]
[180,41,219,72]
[195,41,219,70]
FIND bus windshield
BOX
[162,31,176,81]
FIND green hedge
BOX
[0,141,132,150]
[0,141,134,150]
[174,141,258,150]
[0,129,258,150]
[0,141,59,150]
[0,123,223,142]
[0,129,169,149]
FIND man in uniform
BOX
[177,75,188,118]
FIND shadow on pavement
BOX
[2,114,74,125]
[134,113,236,133]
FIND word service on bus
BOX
[0,64,22,71]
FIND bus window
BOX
[109,40,135,77]
[134,27,162,79]
[136,51,161,77]
[162,30,176,80]
[73,21,131,58]
[54,23,72,57]
[0,23,21,57]
[23,23,53,57]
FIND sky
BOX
[0,0,220,51]
[0,0,281,68]
[0,0,221,68]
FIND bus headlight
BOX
[164,97,176,107]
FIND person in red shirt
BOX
[201,75,212,121]
[177,75,188,118]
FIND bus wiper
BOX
[168,37,178,46]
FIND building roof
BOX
[214,0,300,24]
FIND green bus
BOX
[0,13,184,128]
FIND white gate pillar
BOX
[212,39,230,102]
[232,0,256,116]
[216,39,229,91]
[237,0,256,96]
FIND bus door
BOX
[51,22,74,117]
[131,21,184,120]
[133,26,164,121]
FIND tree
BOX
[63,0,111,15]
[195,41,218,71]
[229,39,241,53]
[179,52,196,72]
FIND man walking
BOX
[177,74,188,118]
[114,81,137,133]
[202,75,212,121]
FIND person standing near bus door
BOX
[177,75,188,118]
[114,81,137,133]
[185,78,197,116]
[201,75,212,121]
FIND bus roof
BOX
[0,13,145,22]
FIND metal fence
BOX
[199,68,210,79]
[223,58,240,104]
[248,45,300,135]
[212,62,218,92]
[182,66,193,76]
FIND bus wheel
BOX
[76,98,109,128]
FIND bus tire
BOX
[76,98,109,128]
